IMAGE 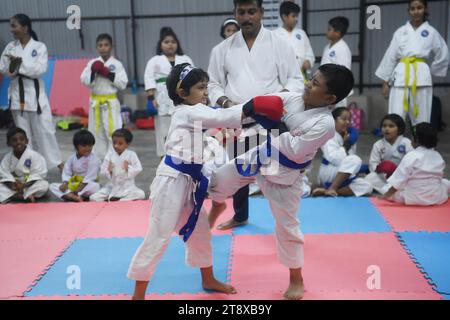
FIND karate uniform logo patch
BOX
[421,30,429,38]
[109,65,116,72]
[31,50,37,57]
[330,51,336,58]
[296,34,302,40]
[397,145,406,154]
[24,159,32,168]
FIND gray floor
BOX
[1,125,449,202]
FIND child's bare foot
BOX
[202,278,237,294]
[283,281,305,300]
[209,202,227,229]
[324,189,338,197]
[312,188,327,197]
[63,193,83,202]
[28,195,36,203]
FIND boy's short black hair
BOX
[380,114,406,136]
[319,64,354,105]
[112,128,133,144]
[167,63,209,106]
[280,1,301,17]
[332,107,349,120]
[73,130,96,148]
[6,127,27,145]
[96,33,113,45]
[329,16,350,37]
[414,123,438,149]
[234,0,263,8]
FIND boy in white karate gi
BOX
[321,17,353,107]
[208,64,355,300]
[127,63,285,300]
[50,130,101,202]
[0,14,62,169]
[90,129,145,202]
[274,1,315,77]
[376,0,449,126]
[365,114,413,194]
[381,123,450,206]
[81,34,129,160]
[0,127,49,203]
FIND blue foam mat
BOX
[0,58,55,109]
[398,232,450,295]
[25,235,232,297]
[233,197,391,235]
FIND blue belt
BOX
[236,135,311,177]
[164,156,209,242]
[322,158,330,166]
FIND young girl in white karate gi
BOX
[0,127,49,203]
[144,27,194,158]
[376,0,449,126]
[50,130,101,202]
[208,64,356,300]
[313,107,372,198]
[0,14,62,170]
[381,123,450,206]
[90,129,145,202]
[365,114,413,194]
[127,63,285,300]
[81,34,129,161]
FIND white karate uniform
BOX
[386,146,450,206]
[365,136,413,194]
[90,149,145,202]
[208,27,304,106]
[318,132,372,197]
[0,147,49,203]
[50,153,101,200]
[376,21,449,125]
[202,136,229,180]
[127,103,244,281]
[208,92,335,269]
[273,27,315,71]
[144,55,194,157]
[81,56,129,160]
[0,39,62,169]
[320,39,353,107]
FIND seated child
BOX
[0,127,49,203]
[313,107,372,197]
[381,123,450,206]
[365,114,413,194]
[50,130,101,202]
[90,129,146,202]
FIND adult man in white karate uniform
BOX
[208,0,304,230]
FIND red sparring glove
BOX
[98,65,111,78]
[376,160,398,179]
[243,96,284,121]
[91,61,104,73]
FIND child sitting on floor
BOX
[381,123,450,206]
[0,127,49,203]
[313,107,372,197]
[50,130,101,202]
[90,129,146,202]
[365,114,413,194]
